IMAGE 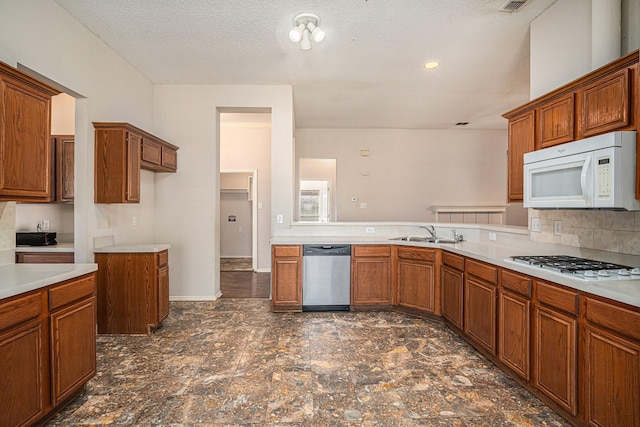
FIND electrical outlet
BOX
[105,216,112,228]
[360,203,367,209]
[554,220,562,236]
[489,232,497,241]
[531,218,541,232]
[365,227,375,233]
[132,215,138,226]
[39,220,50,231]
[276,214,283,224]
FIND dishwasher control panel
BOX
[303,244,351,256]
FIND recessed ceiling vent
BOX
[499,0,529,12]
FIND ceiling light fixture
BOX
[424,61,439,69]
[289,13,325,50]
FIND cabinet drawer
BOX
[466,259,497,284]
[586,297,640,341]
[157,250,169,267]
[16,252,74,264]
[49,274,96,311]
[501,269,532,298]
[442,251,464,271]
[273,245,301,258]
[0,293,42,331]
[353,245,391,257]
[536,281,578,316]
[397,246,435,262]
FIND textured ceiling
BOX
[55,0,558,129]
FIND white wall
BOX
[0,0,157,263]
[153,85,293,300]
[295,128,512,223]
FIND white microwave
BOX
[523,131,639,210]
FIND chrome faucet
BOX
[452,229,464,242]
[419,225,437,238]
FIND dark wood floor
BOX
[220,271,270,298]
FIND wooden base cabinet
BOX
[498,269,532,380]
[440,251,464,330]
[464,259,498,356]
[394,246,438,315]
[0,272,96,427]
[351,245,392,310]
[16,251,74,264]
[584,297,640,427]
[533,281,578,416]
[95,250,170,334]
[271,245,302,312]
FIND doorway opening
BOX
[218,110,271,298]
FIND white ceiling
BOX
[55,0,558,130]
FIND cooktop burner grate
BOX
[510,255,632,273]
[506,255,640,281]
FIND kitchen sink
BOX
[388,236,461,244]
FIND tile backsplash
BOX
[529,209,640,255]
[0,202,16,266]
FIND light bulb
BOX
[306,21,325,43]
[288,23,305,42]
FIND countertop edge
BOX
[0,263,98,300]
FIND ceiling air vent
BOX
[499,0,529,12]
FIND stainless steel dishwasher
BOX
[302,244,351,311]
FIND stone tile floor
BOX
[47,300,571,426]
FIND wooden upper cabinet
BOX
[53,135,74,202]
[94,122,178,203]
[0,62,60,202]
[579,68,631,138]
[507,111,535,202]
[537,94,574,149]
[94,125,141,203]
[140,135,178,172]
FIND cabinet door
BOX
[585,326,640,427]
[158,265,170,323]
[441,265,463,330]
[50,298,97,405]
[271,246,302,311]
[580,68,630,137]
[533,305,577,415]
[507,111,535,202]
[396,259,435,313]
[126,132,141,202]
[0,75,53,202]
[352,257,391,306]
[464,276,497,355]
[537,94,574,149]
[0,320,46,427]
[54,135,74,202]
[498,290,530,380]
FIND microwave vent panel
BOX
[499,0,529,12]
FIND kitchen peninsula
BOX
[271,223,640,427]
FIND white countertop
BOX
[271,235,640,308]
[93,244,171,253]
[0,263,98,300]
[15,243,74,253]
